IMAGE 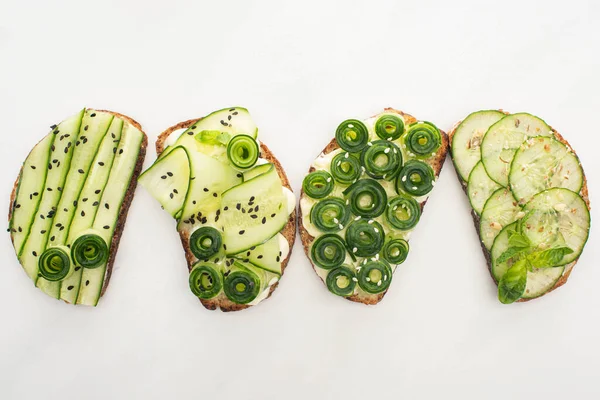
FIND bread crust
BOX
[447,111,590,302]
[298,108,449,305]
[155,118,297,312]
[8,109,148,302]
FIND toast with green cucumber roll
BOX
[299,108,448,304]
[449,110,590,303]
[8,109,147,306]
[140,107,296,312]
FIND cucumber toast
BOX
[299,108,448,304]
[8,109,147,305]
[140,107,296,311]
[449,110,590,303]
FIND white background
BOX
[1,1,599,399]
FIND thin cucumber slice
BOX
[36,110,114,297]
[233,233,286,275]
[481,113,552,186]
[18,110,85,281]
[243,163,271,182]
[10,134,54,254]
[451,110,505,181]
[491,222,564,299]
[139,146,190,217]
[220,164,288,254]
[176,151,241,232]
[60,117,124,303]
[509,136,583,204]
[76,122,144,306]
[162,107,257,160]
[467,161,501,215]
[479,188,522,250]
[522,188,590,265]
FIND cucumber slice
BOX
[467,161,501,215]
[220,164,288,254]
[162,107,257,160]
[76,122,144,306]
[60,117,124,303]
[479,188,522,250]
[509,136,583,204]
[177,151,241,232]
[243,163,271,181]
[451,110,505,181]
[36,110,114,297]
[233,233,286,275]
[491,222,564,299]
[522,188,590,265]
[10,134,54,255]
[18,110,85,281]
[481,113,552,186]
[139,146,190,217]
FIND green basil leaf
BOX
[508,232,530,248]
[528,246,574,268]
[498,259,527,304]
[496,246,526,264]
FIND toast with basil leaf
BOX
[449,110,590,303]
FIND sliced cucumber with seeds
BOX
[177,151,241,232]
[18,110,85,281]
[162,107,257,161]
[243,163,271,182]
[10,134,54,254]
[491,222,564,299]
[60,117,124,303]
[37,110,114,297]
[220,164,288,255]
[479,188,522,250]
[76,122,144,306]
[451,110,505,181]
[233,233,286,275]
[522,188,590,265]
[481,113,552,186]
[509,136,583,204]
[139,146,190,217]
[467,161,501,215]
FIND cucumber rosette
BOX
[404,121,442,157]
[140,107,295,310]
[360,140,402,179]
[449,110,590,303]
[310,197,351,233]
[300,109,446,302]
[8,109,146,305]
[397,160,435,197]
[330,152,361,184]
[303,170,334,199]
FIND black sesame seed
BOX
[246,251,251,256]
[276,256,281,262]
[236,203,241,210]
[82,198,88,202]
[78,169,84,174]
[248,207,253,213]
[261,217,266,224]
[271,213,276,218]
[229,108,235,112]
[201,217,207,224]
[67,285,74,290]
[105,203,110,209]
[220,120,227,126]
[95,189,101,194]
[169,193,174,199]
[233,111,238,115]
[75,266,81,271]
[84,125,89,131]
[224,206,229,211]
[113,147,117,153]
[241,208,246,213]
[103,225,109,229]
[213,193,217,198]
[223,244,227,251]
[48,163,52,169]
[40,214,45,219]
[111,132,115,138]
[244,259,250,263]
[167,172,173,177]
[236,173,242,178]
[250,215,258,219]
[50,236,55,241]
[203,188,209,192]
[41,230,46,234]
[93,201,99,206]
[98,161,105,166]
[81,211,85,217]
[32,251,37,256]
[15,204,21,209]
[76,141,80,146]
[47,187,52,191]
[257,255,263,259]
[119,149,123,154]
[50,124,57,129]
[173,189,178,194]
[249,196,255,202]
[90,113,96,117]
[161,175,167,179]
[57,187,62,192]
[59,226,64,231]
[18,226,22,232]
[30,165,36,170]
[192,200,196,205]
[239,230,245,235]
[85,280,90,286]
[73,200,78,206]
[228,115,232,121]
[63,208,68,212]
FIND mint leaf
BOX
[496,246,526,264]
[528,246,574,268]
[498,259,527,304]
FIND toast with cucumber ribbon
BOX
[449,110,590,303]
[8,109,147,305]
[140,107,296,312]
[299,108,448,304]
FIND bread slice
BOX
[155,119,296,312]
[299,108,449,305]
[448,111,590,301]
[8,109,148,301]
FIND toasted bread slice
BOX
[299,108,449,305]
[9,109,147,301]
[448,111,590,301]
[155,119,296,312]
